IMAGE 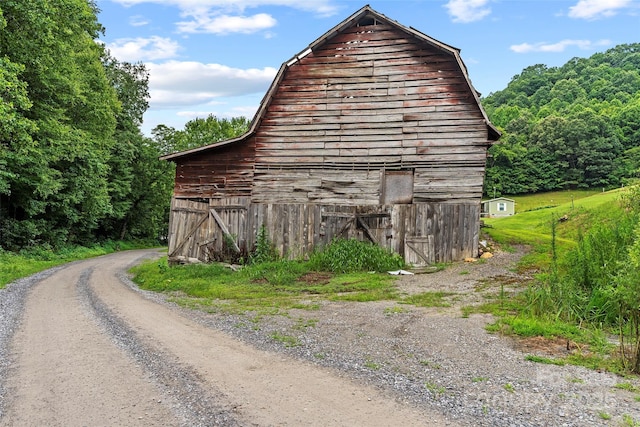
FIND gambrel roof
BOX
[161,4,500,161]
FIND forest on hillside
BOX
[1,1,639,251]
[0,1,247,250]
[483,43,640,195]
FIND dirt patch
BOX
[298,271,333,285]
[514,336,573,356]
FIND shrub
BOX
[249,225,279,264]
[308,238,404,273]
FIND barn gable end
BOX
[161,6,499,266]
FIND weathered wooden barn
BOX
[161,5,500,267]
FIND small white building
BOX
[481,197,516,217]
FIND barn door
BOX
[404,235,435,267]
[168,198,247,263]
[167,199,210,262]
[319,209,391,247]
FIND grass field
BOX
[482,188,626,271]
[505,189,605,213]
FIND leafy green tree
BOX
[0,0,119,248]
[99,54,149,239]
[483,43,640,195]
[614,95,640,150]
[154,115,250,155]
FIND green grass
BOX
[270,331,301,347]
[425,382,446,396]
[598,412,612,420]
[507,189,603,213]
[525,355,566,366]
[614,382,640,393]
[622,414,640,427]
[130,256,399,315]
[480,188,640,375]
[483,188,624,271]
[364,358,381,370]
[0,241,155,289]
[401,291,455,308]
[485,188,623,243]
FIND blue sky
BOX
[96,0,639,135]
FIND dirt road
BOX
[0,249,455,426]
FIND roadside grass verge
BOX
[464,286,623,372]
[0,240,157,289]
[130,238,460,316]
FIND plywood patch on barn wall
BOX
[168,198,479,267]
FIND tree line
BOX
[483,43,640,196]
[3,1,638,250]
[0,1,247,250]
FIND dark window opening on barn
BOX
[357,16,378,26]
[381,169,414,205]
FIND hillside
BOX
[482,43,640,195]
[482,189,626,270]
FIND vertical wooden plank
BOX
[167,197,178,255]
[462,203,472,258]
[438,204,445,262]
[452,204,460,260]
[472,203,480,259]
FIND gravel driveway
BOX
[1,248,639,426]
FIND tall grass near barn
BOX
[488,188,640,373]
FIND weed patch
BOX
[270,332,301,348]
[402,291,455,308]
[525,355,566,366]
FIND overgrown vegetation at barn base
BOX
[308,238,405,273]
[130,238,406,314]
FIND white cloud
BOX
[510,39,611,53]
[110,0,340,17]
[176,110,221,118]
[146,61,277,108]
[177,12,277,34]
[568,0,632,19]
[106,36,180,61]
[176,106,256,120]
[111,0,339,34]
[129,15,149,26]
[229,105,259,117]
[444,0,492,23]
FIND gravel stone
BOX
[2,248,639,426]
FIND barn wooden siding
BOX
[168,198,479,266]
[163,6,499,267]
[251,20,490,205]
[172,138,255,199]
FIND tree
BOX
[0,0,119,248]
[483,43,640,195]
[153,115,250,155]
[98,54,149,239]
